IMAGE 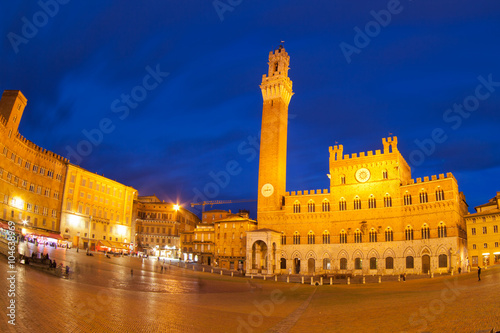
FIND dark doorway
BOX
[422,255,430,274]
[294,258,301,274]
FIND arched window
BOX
[404,192,412,206]
[354,229,362,243]
[438,222,447,238]
[438,254,447,268]
[293,201,301,213]
[340,175,346,185]
[293,231,300,245]
[385,228,393,242]
[281,233,286,245]
[323,258,331,270]
[370,257,377,270]
[322,199,330,212]
[280,258,286,269]
[385,257,394,269]
[354,196,361,210]
[368,195,376,209]
[421,224,430,239]
[419,190,428,203]
[340,258,347,270]
[406,256,414,269]
[435,187,445,201]
[369,228,377,242]
[405,225,414,241]
[307,231,315,244]
[308,200,315,213]
[322,230,330,244]
[382,169,388,179]
[384,194,392,207]
[339,198,346,211]
[339,230,347,244]
[355,257,362,270]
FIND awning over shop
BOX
[98,240,113,247]
[26,229,64,240]
[98,240,130,251]
[109,241,130,250]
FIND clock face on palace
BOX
[355,168,371,183]
[261,183,274,197]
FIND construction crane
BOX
[190,199,256,213]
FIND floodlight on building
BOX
[68,214,80,226]
[482,253,490,256]
[116,225,127,235]
[11,197,24,209]
[173,204,180,211]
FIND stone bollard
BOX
[203,268,205,272]
[362,276,365,284]
[431,272,434,278]
[192,266,195,270]
[231,272,233,277]
[378,276,381,283]
[220,270,223,276]
[347,277,350,285]
[451,270,454,276]
[398,275,400,282]
[311,277,314,285]
[251,275,253,279]
[263,275,266,281]
[330,277,332,285]
[301,276,304,284]
[320,277,323,285]
[275,275,277,282]
[287,276,289,283]
[211,268,213,273]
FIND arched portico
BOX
[245,229,281,276]
[252,240,268,271]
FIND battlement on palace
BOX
[285,189,330,197]
[407,172,455,185]
[329,136,399,162]
[15,132,69,164]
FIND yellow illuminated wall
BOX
[465,193,500,267]
[0,90,67,234]
[60,164,137,249]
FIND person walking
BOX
[478,266,481,281]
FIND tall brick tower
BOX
[0,90,27,139]
[257,45,293,219]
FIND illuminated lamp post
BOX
[87,215,92,255]
[173,204,180,259]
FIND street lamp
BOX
[77,231,80,252]
[87,215,92,255]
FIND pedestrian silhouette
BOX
[478,266,481,281]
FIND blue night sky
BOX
[1,1,499,218]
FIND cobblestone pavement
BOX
[1,246,499,333]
